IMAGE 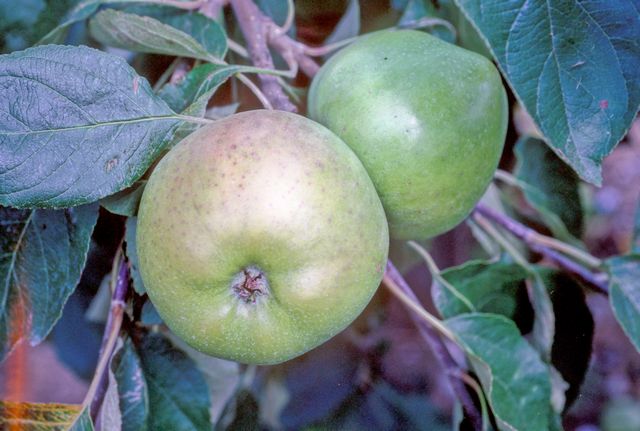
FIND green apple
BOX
[136,110,389,365]
[308,30,508,240]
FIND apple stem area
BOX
[231,266,270,303]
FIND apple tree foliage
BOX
[0,0,639,430]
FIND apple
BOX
[308,30,508,240]
[136,110,389,365]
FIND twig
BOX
[230,0,297,111]
[474,205,609,294]
[384,261,483,430]
[475,204,602,268]
[88,257,130,422]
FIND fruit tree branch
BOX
[88,257,130,421]
[474,204,609,294]
[230,0,298,111]
[384,261,483,430]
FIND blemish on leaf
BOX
[105,157,119,173]
[133,77,139,94]
[599,100,608,109]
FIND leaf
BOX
[89,9,221,62]
[514,136,583,241]
[528,270,556,360]
[0,0,75,53]
[256,0,291,27]
[324,0,360,49]
[136,332,212,431]
[0,204,98,362]
[158,12,227,59]
[226,390,260,431]
[100,344,123,431]
[543,269,594,409]
[100,180,146,217]
[607,254,640,353]
[125,217,145,294]
[140,300,162,325]
[433,260,529,319]
[38,0,101,44]
[446,313,551,431]
[0,401,94,430]
[113,336,149,431]
[158,63,246,115]
[0,45,182,208]
[454,0,640,185]
[167,335,240,425]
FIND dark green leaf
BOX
[0,0,79,53]
[256,0,291,27]
[455,0,640,185]
[125,216,145,294]
[433,260,528,318]
[100,180,146,217]
[89,9,220,62]
[514,136,584,241]
[227,390,259,431]
[159,12,227,59]
[0,204,98,362]
[140,300,162,325]
[0,45,182,208]
[136,332,212,431]
[0,401,94,430]
[113,336,149,431]
[396,0,456,43]
[38,0,101,45]
[158,63,246,114]
[607,254,640,353]
[544,270,593,409]
[446,313,551,431]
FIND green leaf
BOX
[514,136,583,241]
[454,0,640,185]
[256,0,291,27]
[100,180,146,217]
[89,9,221,62]
[433,260,528,319]
[158,12,227,59]
[607,254,640,353]
[37,0,149,45]
[0,0,78,53]
[136,332,212,431]
[158,63,247,114]
[125,216,145,294]
[0,401,94,430]
[528,270,556,360]
[38,0,101,44]
[113,336,149,431]
[0,45,182,208]
[446,313,551,431]
[0,204,98,362]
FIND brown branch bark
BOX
[230,0,298,111]
[384,261,483,430]
[474,204,609,294]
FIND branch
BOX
[230,0,298,111]
[384,261,483,430]
[88,257,130,422]
[474,204,609,294]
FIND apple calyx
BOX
[231,266,270,303]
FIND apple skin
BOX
[136,110,389,365]
[308,30,508,240]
